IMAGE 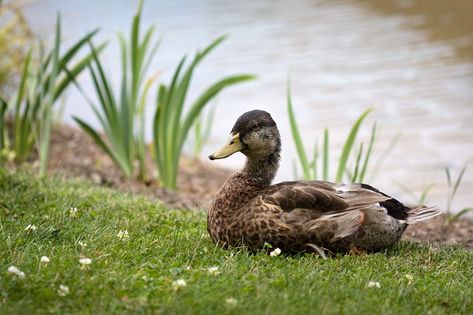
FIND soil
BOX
[24,125,473,250]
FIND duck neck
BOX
[241,149,280,188]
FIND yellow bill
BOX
[208,133,243,160]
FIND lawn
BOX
[1,168,472,314]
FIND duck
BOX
[207,110,440,255]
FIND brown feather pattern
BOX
[207,110,441,254]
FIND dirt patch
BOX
[33,125,470,250]
[46,125,231,209]
[404,215,473,250]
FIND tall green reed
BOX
[74,0,158,180]
[153,36,255,190]
[0,16,101,175]
[287,84,380,183]
[190,105,216,158]
[445,165,471,223]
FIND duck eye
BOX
[252,125,261,131]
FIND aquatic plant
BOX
[287,83,384,183]
[152,36,254,189]
[189,105,216,159]
[74,0,158,180]
[444,165,471,224]
[0,16,102,175]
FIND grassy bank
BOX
[0,169,472,314]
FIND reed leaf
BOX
[448,207,472,224]
[322,128,329,181]
[335,108,372,182]
[76,2,158,180]
[358,122,377,182]
[287,84,310,179]
[153,38,254,189]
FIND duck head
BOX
[209,110,281,161]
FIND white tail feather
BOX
[406,206,441,224]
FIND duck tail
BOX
[405,206,441,224]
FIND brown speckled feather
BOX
[208,175,393,252]
[207,110,441,254]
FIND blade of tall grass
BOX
[287,84,310,179]
[419,183,435,204]
[310,140,319,180]
[322,128,329,181]
[13,49,32,161]
[192,104,216,158]
[0,97,7,149]
[446,165,467,214]
[37,14,61,176]
[448,207,472,224]
[153,37,254,189]
[54,41,107,101]
[75,1,158,180]
[351,143,364,183]
[358,122,377,182]
[335,108,372,182]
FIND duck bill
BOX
[208,133,243,160]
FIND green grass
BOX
[1,169,472,314]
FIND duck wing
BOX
[260,181,392,246]
[261,180,349,214]
[262,180,389,214]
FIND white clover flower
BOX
[225,297,238,306]
[69,207,78,216]
[207,266,221,275]
[405,274,414,285]
[79,257,92,269]
[7,265,25,278]
[58,284,69,296]
[367,281,381,288]
[269,248,282,257]
[78,241,87,248]
[172,279,187,291]
[117,230,130,240]
[40,256,50,263]
[24,224,37,232]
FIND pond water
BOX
[23,0,473,211]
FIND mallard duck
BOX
[207,110,440,255]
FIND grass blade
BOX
[287,83,310,179]
[54,42,107,102]
[335,108,372,182]
[322,128,329,181]
[351,143,364,183]
[358,122,377,182]
[448,207,473,224]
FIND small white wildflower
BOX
[225,297,238,306]
[269,248,282,257]
[367,281,381,288]
[78,241,87,248]
[185,266,192,271]
[69,207,78,216]
[24,224,37,232]
[207,266,220,275]
[7,265,25,278]
[405,274,414,285]
[57,284,69,296]
[40,256,50,263]
[117,230,130,240]
[79,257,92,269]
[172,279,187,291]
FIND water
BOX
[23,0,473,211]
